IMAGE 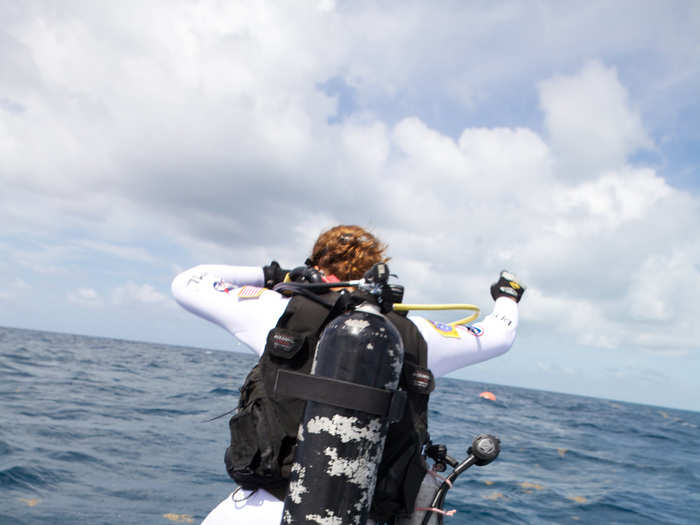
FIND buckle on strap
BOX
[273,370,407,423]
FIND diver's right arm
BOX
[410,270,526,378]
[171,265,289,356]
[174,264,266,287]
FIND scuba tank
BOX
[272,263,501,524]
[279,264,406,525]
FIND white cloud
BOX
[393,117,466,180]
[77,241,156,264]
[457,127,552,187]
[1,2,699,367]
[549,167,673,235]
[0,277,31,301]
[16,277,29,289]
[539,60,653,177]
[626,252,700,325]
[340,119,389,176]
[67,287,102,306]
[112,281,171,307]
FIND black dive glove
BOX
[490,270,526,303]
[262,261,289,289]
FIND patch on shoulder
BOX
[237,285,265,299]
[427,320,460,339]
[463,325,484,337]
[213,279,235,293]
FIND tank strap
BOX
[273,369,407,423]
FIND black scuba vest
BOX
[224,293,434,522]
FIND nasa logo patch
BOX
[213,280,235,293]
[427,320,461,339]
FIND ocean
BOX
[1,326,698,524]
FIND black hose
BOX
[272,283,339,307]
[273,281,357,292]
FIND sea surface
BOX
[1,326,698,524]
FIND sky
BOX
[2,1,700,412]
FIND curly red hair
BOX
[310,225,389,281]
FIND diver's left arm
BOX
[409,297,518,378]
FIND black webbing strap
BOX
[273,369,407,423]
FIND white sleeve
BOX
[171,265,288,357]
[176,264,266,287]
[410,297,519,378]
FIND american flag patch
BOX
[237,286,265,299]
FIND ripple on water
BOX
[0,439,13,456]
[2,326,699,525]
[0,513,30,525]
[52,450,111,470]
[0,465,65,491]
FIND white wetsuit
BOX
[171,265,519,525]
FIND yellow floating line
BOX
[393,303,480,326]
[162,514,194,523]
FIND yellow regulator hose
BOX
[392,303,480,327]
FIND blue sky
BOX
[1,1,699,411]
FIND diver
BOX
[171,225,525,524]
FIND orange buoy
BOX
[479,391,496,401]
